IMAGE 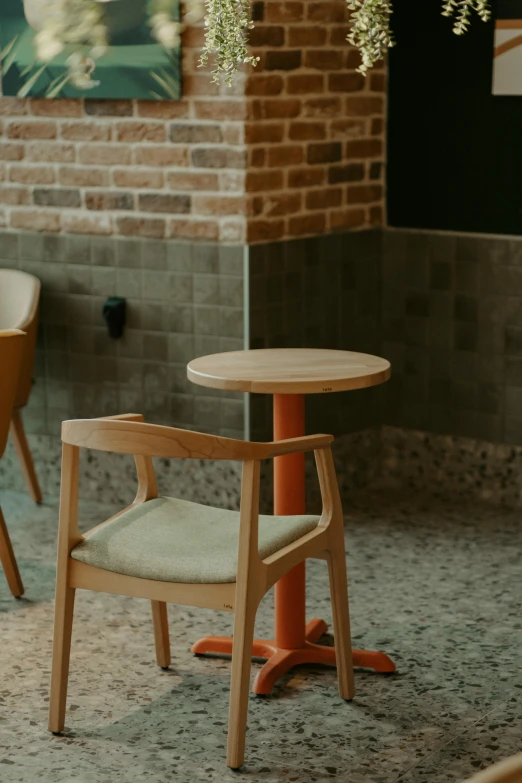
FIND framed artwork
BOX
[0,0,181,100]
[493,0,522,95]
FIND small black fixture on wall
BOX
[103,297,126,339]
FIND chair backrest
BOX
[0,330,26,458]
[0,269,40,408]
[463,754,522,783]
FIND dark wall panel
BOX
[387,0,522,235]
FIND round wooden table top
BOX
[187,348,391,395]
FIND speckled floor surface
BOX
[1,489,521,783]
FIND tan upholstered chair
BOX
[0,269,42,504]
[0,329,26,597]
[464,755,522,783]
[49,414,354,769]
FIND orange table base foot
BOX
[191,617,395,695]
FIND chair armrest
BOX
[260,434,334,459]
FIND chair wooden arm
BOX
[262,434,334,458]
[61,417,334,463]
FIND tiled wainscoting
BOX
[3,227,522,507]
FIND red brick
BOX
[246,75,284,95]
[63,213,112,235]
[371,118,384,135]
[307,142,342,164]
[370,73,386,92]
[191,148,245,169]
[345,96,384,116]
[267,145,303,166]
[116,122,166,143]
[250,148,266,167]
[182,76,220,96]
[61,121,111,141]
[247,219,285,242]
[329,73,365,92]
[246,170,284,191]
[34,188,81,208]
[286,74,324,94]
[370,205,383,224]
[287,167,324,188]
[86,191,134,211]
[117,216,166,238]
[265,51,302,70]
[114,169,165,189]
[30,99,81,117]
[0,187,30,205]
[78,144,131,166]
[304,50,343,70]
[0,98,28,116]
[289,122,326,141]
[303,98,341,118]
[307,2,347,22]
[85,100,133,116]
[345,138,382,158]
[134,146,190,167]
[170,123,221,144]
[263,192,302,216]
[346,185,383,203]
[288,27,327,46]
[265,2,303,22]
[170,219,220,241]
[192,195,246,215]
[249,25,285,47]
[328,163,364,183]
[167,171,219,190]
[245,123,285,143]
[329,207,365,230]
[289,213,326,235]
[194,101,246,121]
[60,167,109,187]
[345,49,363,70]
[0,143,24,161]
[250,99,301,119]
[11,209,61,232]
[329,26,351,46]
[139,193,191,214]
[137,100,190,119]
[8,121,56,139]
[331,118,367,139]
[305,187,342,210]
[9,164,55,184]
[369,161,383,180]
[27,142,75,162]
[220,171,245,192]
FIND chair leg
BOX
[10,410,43,504]
[226,603,257,769]
[49,584,76,734]
[0,506,24,598]
[151,600,171,669]
[327,546,355,701]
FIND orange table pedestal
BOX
[192,393,395,694]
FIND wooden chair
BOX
[0,329,27,598]
[0,269,42,504]
[49,414,354,769]
[464,754,522,783]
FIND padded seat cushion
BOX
[71,496,319,584]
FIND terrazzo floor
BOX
[0,488,521,783]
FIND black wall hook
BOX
[103,297,126,339]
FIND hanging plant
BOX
[31,0,492,90]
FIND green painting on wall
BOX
[0,0,181,100]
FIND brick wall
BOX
[0,27,248,243]
[245,0,386,243]
[0,1,386,244]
